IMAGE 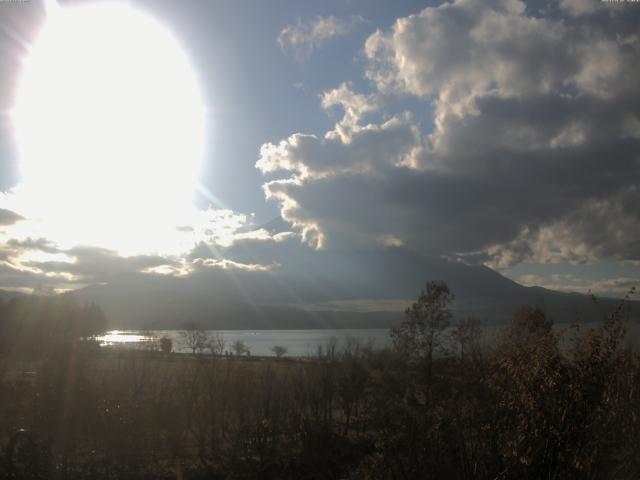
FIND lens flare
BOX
[11,2,205,255]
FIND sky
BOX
[0,0,639,299]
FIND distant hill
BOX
[64,250,638,330]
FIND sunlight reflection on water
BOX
[94,329,391,356]
[96,330,151,346]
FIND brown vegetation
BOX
[0,285,638,479]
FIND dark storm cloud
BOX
[258,0,640,268]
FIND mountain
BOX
[0,289,27,302]
[65,249,638,330]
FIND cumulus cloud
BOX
[278,15,364,62]
[258,111,420,248]
[364,0,637,103]
[259,0,640,270]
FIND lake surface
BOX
[96,322,640,357]
[97,329,392,357]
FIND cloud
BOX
[0,200,295,291]
[517,274,546,286]
[364,0,638,102]
[3,0,640,294]
[0,209,23,226]
[518,272,638,298]
[259,0,640,270]
[258,112,420,249]
[0,233,288,292]
[278,15,364,62]
[477,186,640,268]
[559,0,600,17]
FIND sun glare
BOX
[11,2,205,255]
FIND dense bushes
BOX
[0,286,638,479]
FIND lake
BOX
[97,329,392,357]
[96,322,640,357]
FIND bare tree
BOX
[231,339,249,356]
[316,336,338,361]
[207,332,226,356]
[271,345,287,358]
[180,322,211,355]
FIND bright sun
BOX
[11,2,205,255]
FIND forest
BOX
[0,282,638,479]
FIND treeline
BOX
[0,283,638,479]
[0,295,107,356]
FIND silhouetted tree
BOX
[451,317,482,360]
[207,332,226,356]
[160,336,173,355]
[391,280,453,396]
[180,322,211,355]
[272,345,287,358]
[231,339,249,356]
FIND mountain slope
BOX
[66,250,637,329]
[0,289,27,302]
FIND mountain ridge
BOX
[63,251,638,329]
